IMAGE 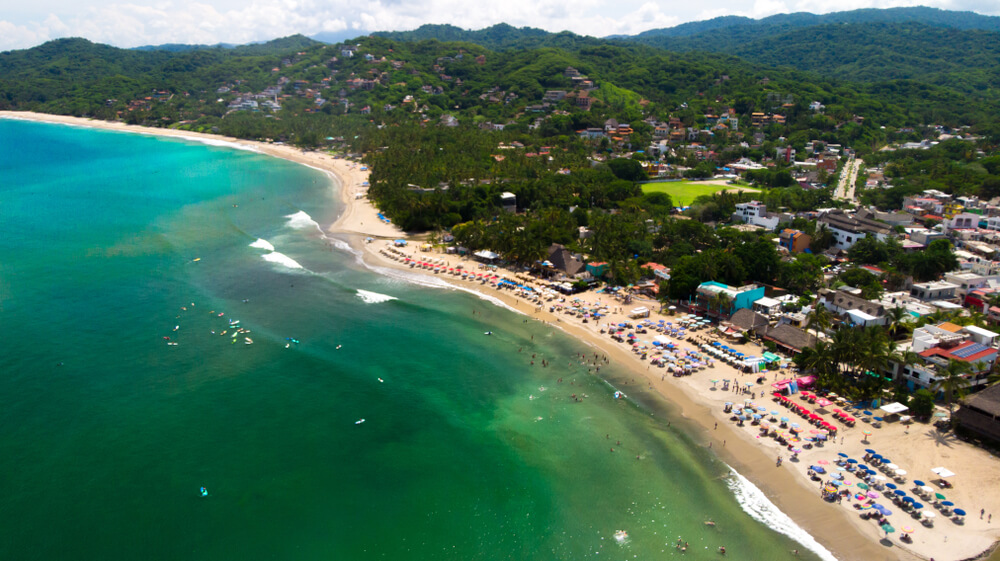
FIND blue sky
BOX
[1,0,998,51]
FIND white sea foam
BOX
[356,289,398,304]
[285,210,325,234]
[249,238,275,251]
[164,134,260,153]
[725,468,838,561]
[262,251,304,270]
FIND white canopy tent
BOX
[931,467,956,478]
[880,402,909,416]
[473,250,500,262]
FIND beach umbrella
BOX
[881,524,895,534]
[922,511,936,519]
[920,486,934,495]
[771,411,780,417]
[893,490,906,497]
[831,473,844,480]
[913,479,926,487]
[847,459,858,464]
[816,459,830,465]
[935,493,947,501]
[895,469,907,476]
[758,406,768,412]
[865,448,877,454]
[874,417,884,422]
[862,429,872,436]
[901,526,915,534]
[941,501,954,507]
[838,453,849,458]
[824,485,838,494]
[863,410,873,416]
[780,417,789,423]
[903,497,915,504]
[857,482,870,490]
[886,463,899,470]
[874,504,893,517]
[868,491,880,499]
[954,508,967,517]
[885,483,897,490]
[858,464,870,471]
[873,475,887,481]
[912,502,924,510]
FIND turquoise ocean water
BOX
[0,119,832,560]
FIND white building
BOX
[733,201,781,230]
[910,281,959,302]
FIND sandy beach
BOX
[7,110,1000,561]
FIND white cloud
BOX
[1,0,998,51]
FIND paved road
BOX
[834,156,863,201]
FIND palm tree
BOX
[716,293,732,318]
[932,359,973,422]
[884,306,911,340]
[795,340,840,392]
[806,303,832,338]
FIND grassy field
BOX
[641,181,758,207]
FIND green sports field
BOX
[642,181,758,206]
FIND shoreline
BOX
[7,110,999,561]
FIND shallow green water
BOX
[0,119,829,560]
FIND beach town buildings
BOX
[887,322,999,392]
[817,209,893,250]
[694,282,766,318]
[956,384,1000,442]
[778,229,812,254]
[816,287,888,327]
[732,201,790,231]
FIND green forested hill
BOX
[627,6,1000,39]
[372,23,602,51]
[631,22,1000,87]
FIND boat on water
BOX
[614,530,628,542]
[244,337,253,345]
[355,419,365,425]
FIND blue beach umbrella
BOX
[858,465,870,471]
[912,502,924,510]
[885,483,897,490]
[780,417,789,423]
[873,504,893,516]
[847,459,858,464]
[954,508,967,517]
[903,497,915,503]
[811,466,827,474]
[865,448,877,454]
[838,453,849,458]
[894,490,906,496]
[913,479,926,487]
[942,501,954,507]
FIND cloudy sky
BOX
[1,0,998,51]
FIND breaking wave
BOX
[249,238,275,251]
[356,289,398,304]
[725,468,837,561]
[285,210,324,234]
[262,251,304,270]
